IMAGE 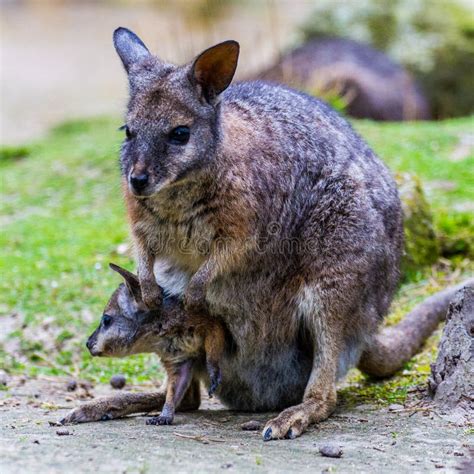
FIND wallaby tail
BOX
[358,278,474,378]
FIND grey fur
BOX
[114,29,404,435]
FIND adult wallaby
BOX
[63,28,467,439]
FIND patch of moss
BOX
[396,173,440,279]
[436,211,474,259]
[0,145,31,163]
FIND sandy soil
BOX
[0,376,472,473]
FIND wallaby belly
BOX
[217,347,313,411]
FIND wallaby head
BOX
[86,263,164,357]
[113,27,239,198]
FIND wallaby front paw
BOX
[184,283,208,314]
[140,280,162,310]
[146,415,173,426]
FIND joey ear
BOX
[113,27,150,73]
[191,40,239,102]
[109,263,142,302]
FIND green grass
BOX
[0,116,473,394]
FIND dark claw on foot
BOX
[285,429,295,440]
[263,427,273,441]
[146,415,173,426]
[101,414,112,421]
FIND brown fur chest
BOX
[154,330,204,365]
[125,178,218,273]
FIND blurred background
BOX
[1,0,473,144]
[1,0,311,144]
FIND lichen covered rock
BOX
[396,173,439,277]
[428,284,474,422]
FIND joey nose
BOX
[130,173,149,193]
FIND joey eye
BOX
[168,126,190,145]
[102,314,113,328]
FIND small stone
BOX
[0,371,8,387]
[110,374,126,389]
[319,444,343,458]
[388,404,404,411]
[221,463,233,469]
[66,380,77,392]
[241,420,262,431]
[33,440,40,444]
[56,429,72,436]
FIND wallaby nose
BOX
[130,173,149,193]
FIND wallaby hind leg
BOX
[262,342,338,440]
[147,360,193,426]
[262,288,342,440]
[61,373,202,425]
[60,390,166,425]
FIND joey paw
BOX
[146,415,173,426]
[208,369,222,397]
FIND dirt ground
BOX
[0,376,472,473]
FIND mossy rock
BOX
[436,212,474,260]
[396,173,439,277]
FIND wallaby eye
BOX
[102,314,113,328]
[125,126,134,140]
[119,125,134,140]
[168,126,190,145]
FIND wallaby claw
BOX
[146,415,173,426]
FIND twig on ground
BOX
[174,433,226,444]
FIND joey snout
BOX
[86,334,102,356]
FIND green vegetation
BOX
[0,116,473,401]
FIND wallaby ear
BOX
[109,263,142,302]
[191,40,239,102]
[113,27,150,73]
